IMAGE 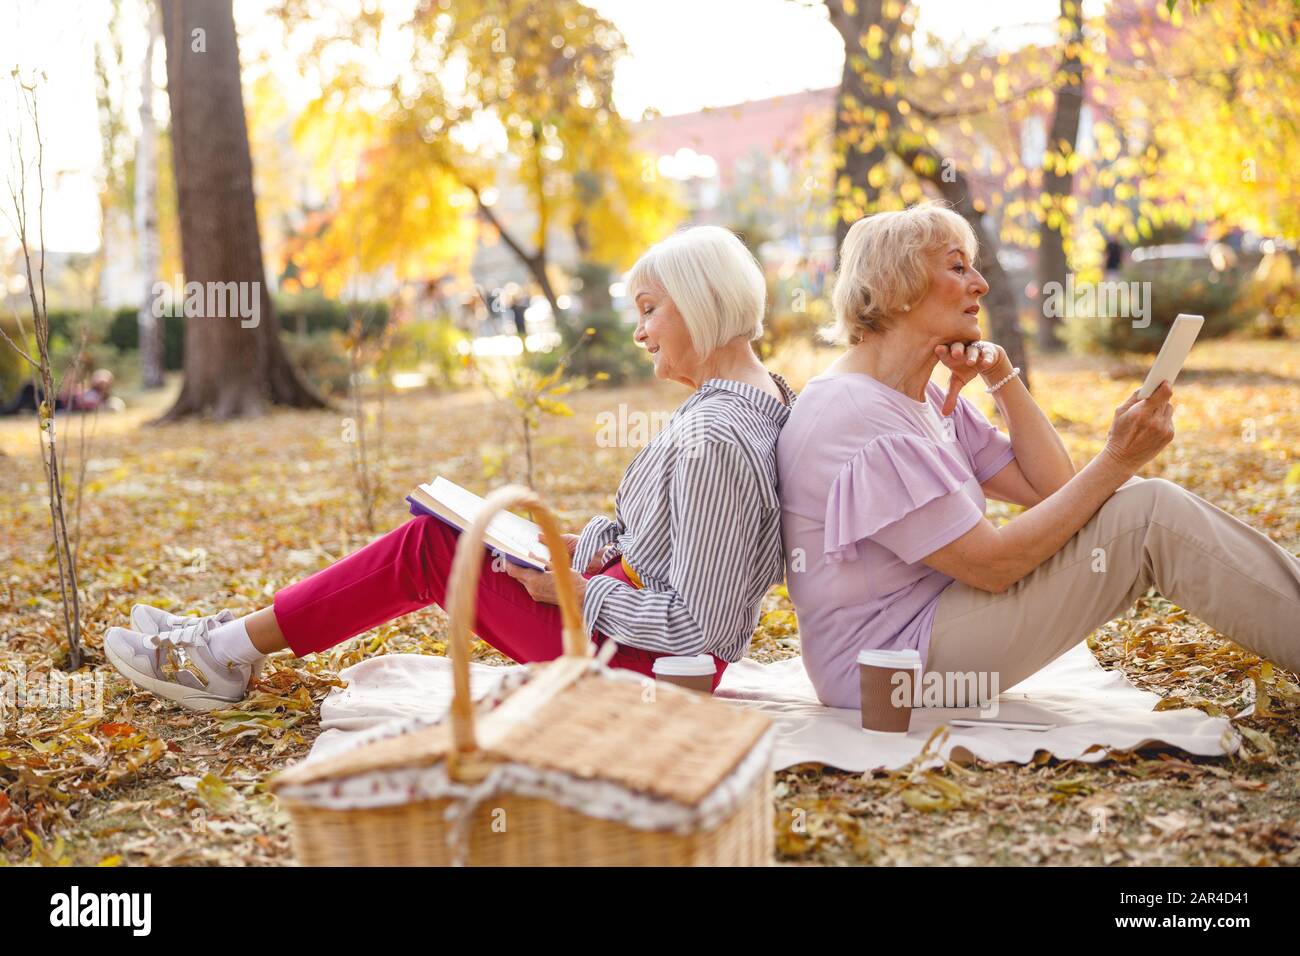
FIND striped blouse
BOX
[570,372,797,662]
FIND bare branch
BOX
[466,181,540,271]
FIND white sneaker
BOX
[130,603,268,680]
[104,618,253,712]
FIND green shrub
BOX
[275,291,389,338]
[284,331,354,398]
[382,317,469,389]
[0,314,134,401]
[104,308,186,370]
[1061,260,1251,355]
[96,293,388,375]
[530,310,652,387]
[0,318,27,401]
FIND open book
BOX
[406,476,551,571]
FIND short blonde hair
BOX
[627,225,766,356]
[823,202,978,346]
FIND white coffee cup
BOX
[652,654,716,693]
[857,648,921,734]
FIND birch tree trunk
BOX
[136,1,164,388]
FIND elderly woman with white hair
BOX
[105,226,796,710]
[778,200,1300,710]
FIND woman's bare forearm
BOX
[982,357,1075,498]
[989,449,1134,590]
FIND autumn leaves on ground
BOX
[1,339,1297,867]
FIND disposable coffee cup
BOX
[857,648,921,733]
[652,655,716,693]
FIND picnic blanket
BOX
[300,642,1244,772]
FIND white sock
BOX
[206,616,266,668]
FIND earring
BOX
[901,303,911,312]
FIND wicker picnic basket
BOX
[268,484,775,866]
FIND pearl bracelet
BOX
[985,365,1021,394]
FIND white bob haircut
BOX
[626,225,767,356]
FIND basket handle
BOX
[444,484,589,756]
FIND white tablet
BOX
[1138,313,1204,399]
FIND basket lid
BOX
[488,668,771,806]
[270,663,771,808]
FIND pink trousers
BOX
[271,515,729,691]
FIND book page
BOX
[425,477,549,560]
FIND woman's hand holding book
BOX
[504,561,588,606]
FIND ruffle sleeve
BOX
[823,432,982,565]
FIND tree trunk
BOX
[136,2,164,389]
[527,254,562,320]
[823,0,1031,387]
[1035,0,1085,353]
[574,259,614,315]
[568,177,615,317]
[159,0,326,420]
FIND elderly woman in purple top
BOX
[777,201,1300,710]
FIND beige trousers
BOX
[928,476,1300,695]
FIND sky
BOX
[0,0,1097,255]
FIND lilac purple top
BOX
[776,372,1017,709]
